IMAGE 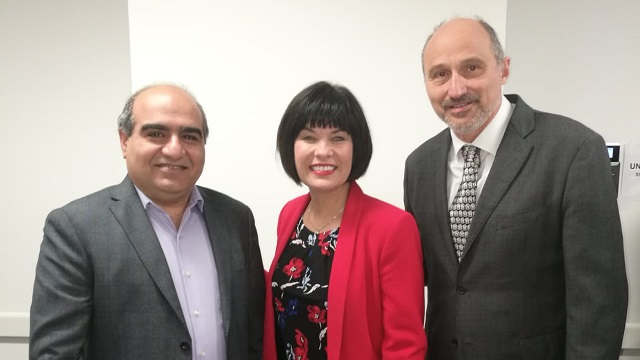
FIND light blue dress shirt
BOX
[136,186,225,360]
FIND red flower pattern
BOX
[317,235,332,256]
[273,217,335,357]
[307,305,327,325]
[294,346,308,360]
[283,257,306,279]
[294,328,308,350]
[274,297,285,312]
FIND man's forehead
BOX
[132,89,199,118]
[135,88,190,109]
[131,106,204,133]
[424,24,492,62]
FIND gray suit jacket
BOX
[30,176,264,359]
[404,95,628,360]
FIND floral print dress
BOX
[272,215,339,360]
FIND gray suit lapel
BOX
[462,96,535,260]
[200,192,232,336]
[109,177,186,327]
[433,135,460,263]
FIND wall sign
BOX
[620,143,640,199]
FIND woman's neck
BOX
[307,182,350,217]
[304,182,350,234]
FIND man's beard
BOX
[441,94,492,135]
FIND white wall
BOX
[504,0,640,357]
[0,0,132,358]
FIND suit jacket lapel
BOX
[431,133,459,264]
[462,96,535,261]
[109,177,186,326]
[268,194,310,303]
[274,196,309,272]
[200,191,233,336]
[327,181,363,358]
[420,130,459,264]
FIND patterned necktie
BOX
[450,145,480,262]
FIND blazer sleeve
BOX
[379,212,427,359]
[30,208,93,359]
[562,133,628,359]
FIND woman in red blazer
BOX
[263,81,426,359]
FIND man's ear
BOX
[118,130,129,159]
[501,56,511,84]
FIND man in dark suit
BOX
[404,17,628,359]
[30,84,265,359]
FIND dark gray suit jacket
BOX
[30,176,264,359]
[404,95,628,360]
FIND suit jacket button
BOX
[180,341,191,351]
[456,285,467,294]
[451,338,459,347]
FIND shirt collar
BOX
[450,95,515,155]
[135,186,205,213]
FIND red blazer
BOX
[263,182,427,359]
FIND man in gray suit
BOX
[404,17,628,359]
[30,84,265,359]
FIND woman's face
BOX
[294,126,353,194]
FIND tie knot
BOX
[462,145,480,165]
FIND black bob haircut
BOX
[276,81,373,186]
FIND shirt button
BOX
[456,286,467,295]
[194,310,200,316]
[184,271,191,278]
[199,351,206,357]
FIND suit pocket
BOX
[519,330,565,360]
[496,202,551,230]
